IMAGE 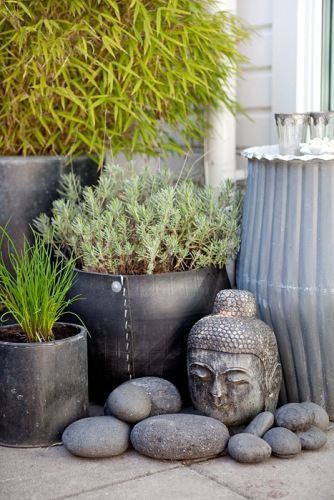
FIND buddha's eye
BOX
[190,365,211,381]
[226,371,250,385]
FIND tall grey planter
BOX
[0,155,98,261]
[237,146,334,419]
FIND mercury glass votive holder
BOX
[309,112,334,140]
[275,113,309,155]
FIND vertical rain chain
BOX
[112,276,133,379]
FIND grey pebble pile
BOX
[229,402,329,463]
[62,381,330,464]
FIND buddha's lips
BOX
[210,396,237,412]
[211,396,227,408]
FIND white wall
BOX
[236,0,273,176]
[236,0,322,177]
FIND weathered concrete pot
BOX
[0,323,88,447]
[68,267,230,403]
[237,147,334,419]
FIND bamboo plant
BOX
[0,1,247,158]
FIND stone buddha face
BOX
[187,290,282,427]
[188,349,266,426]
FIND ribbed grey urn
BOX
[237,146,334,419]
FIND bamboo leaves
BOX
[0,1,248,157]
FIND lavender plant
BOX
[35,165,242,275]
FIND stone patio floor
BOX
[1,419,333,500]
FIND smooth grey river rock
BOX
[296,426,328,450]
[131,413,229,460]
[124,377,182,416]
[62,416,130,458]
[275,403,314,432]
[263,427,301,458]
[104,383,151,423]
[228,433,272,463]
[300,402,330,431]
[244,411,274,437]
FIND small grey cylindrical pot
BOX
[0,323,89,447]
[237,154,334,419]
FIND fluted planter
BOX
[237,146,334,419]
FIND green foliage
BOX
[0,1,247,157]
[0,229,80,342]
[35,164,242,275]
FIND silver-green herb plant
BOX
[35,164,242,275]
[0,229,80,342]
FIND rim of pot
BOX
[73,265,225,279]
[0,322,86,347]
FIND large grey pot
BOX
[0,155,98,260]
[237,156,334,419]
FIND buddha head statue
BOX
[187,290,282,426]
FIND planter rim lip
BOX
[242,145,334,162]
[73,265,226,279]
[0,154,96,161]
[0,322,86,347]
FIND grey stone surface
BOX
[192,427,334,500]
[228,433,272,463]
[1,427,334,500]
[244,411,274,437]
[188,290,282,427]
[75,468,244,500]
[131,413,229,460]
[263,427,302,458]
[275,403,314,431]
[300,402,330,431]
[62,416,130,458]
[104,383,151,423]
[296,426,328,450]
[124,377,182,416]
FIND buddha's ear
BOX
[264,363,282,412]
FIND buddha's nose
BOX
[210,376,226,407]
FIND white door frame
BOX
[271,0,323,139]
[204,0,237,187]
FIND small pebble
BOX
[228,433,272,463]
[104,383,151,423]
[300,402,330,431]
[62,416,130,458]
[244,411,274,437]
[131,413,229,460]
[275,403,314,431]
[296,426,328,450]
[263,427,301,458]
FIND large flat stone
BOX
[0,447,179,500]
[191,427,334,500]
[73,467,245,500]
[1,425,333,500]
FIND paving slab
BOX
[0,425,333,500]
[0,446,180,500]
[72,468,245,500]
[191,426,334,500]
